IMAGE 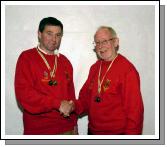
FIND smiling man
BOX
[75,26,144,135]
[14,17,77,135]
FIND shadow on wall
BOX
[16,99,24,113]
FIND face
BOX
[94,28,119,61]
[38,25,63,54]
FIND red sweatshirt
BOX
[76,54,144,135]
[14,48,77,135]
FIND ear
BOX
[38,31,42,40]
[113,38,119,48]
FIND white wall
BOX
[5,5,155,135]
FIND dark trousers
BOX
[88,129,125,135]
[88,129,93,135]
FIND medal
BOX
[96,54,118,102]
[37,47,58,87]
[98,55,118,94]
[95,96,101,103]
[48,80,57,86]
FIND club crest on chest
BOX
[103,79,111,92]
[65,71,70,81]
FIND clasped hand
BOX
[59,100,75,117]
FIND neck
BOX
[38,44,54,55]
[104,53,118,61]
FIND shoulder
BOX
[116,54,139,74]
[59,54,72,66]
[17,48,37,61]
[89,60,101,73]
[16,48,37,69]
[59,53,73,70]
[20,48,36,58]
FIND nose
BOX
[52,35,57,42]
[97,43,103,49]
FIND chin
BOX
[100,55,108,59]
[102,56,112,61]
[49,48,57,51]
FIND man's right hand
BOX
[59,100,75,117]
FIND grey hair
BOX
[94,26,119,51]
[95,26,117,38]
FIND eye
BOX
[46,32,53,36]
[56,33,62,37]
[102,40,108,44]
[95,42,100,46]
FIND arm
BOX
[60,80,90,117]
[75,81,90,115]
[123,69,144,135]
[59,66,76,116]
[14,53,61,114]
[75,66,96,116]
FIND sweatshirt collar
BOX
[37,44,59,57]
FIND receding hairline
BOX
[94,26,118,38]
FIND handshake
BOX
[59,100,75,117]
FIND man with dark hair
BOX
[14,17,77,135]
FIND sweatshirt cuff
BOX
[52,98,61,110]
[125,129,142,135]
[73,100,83,115]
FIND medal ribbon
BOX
[37,48,57,79]
[98,54,118,94]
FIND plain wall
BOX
[5,5,155,135]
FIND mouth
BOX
[51,43,57,47]
[50,43,57,48]
[99,50,107,54]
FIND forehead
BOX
[95,28,112,40]
[43,25,62,33]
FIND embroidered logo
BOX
[88,80,94,90]
[103,79,111,92]
[65,71,70,81]
[41,71,50,83]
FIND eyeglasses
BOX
[93,38,115,47]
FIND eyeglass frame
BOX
[93,38,115,47]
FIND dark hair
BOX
[38,17,63,33]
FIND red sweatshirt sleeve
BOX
[76,80,90,115]
[61,56,77,125]
[67,72,76,102]
[75,65,96,115]
[64,60,76,102]
[14,53,61,114]
[123,69,144,135]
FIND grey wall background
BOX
[5,5,155,135]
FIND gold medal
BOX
[97,54,118,94]
[95,96,101,103]
[96,55,118,102]
[48,80,57,86]
[37,47,58,86]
